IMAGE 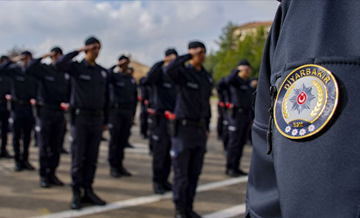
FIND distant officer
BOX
[108,55,137,178]
[56,37,108,209]
[247,1,360,217]
[216,77,231,152]
[0,56,12,159]
[224,60,253,177]
[164,41,212,218]
[142,48,178,195]
[139,77,151,139]
[0,52,38,171]
[26,47,70,188]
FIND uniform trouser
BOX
[226,111,251,170]
[71,114,103,189]
[222,114,229,151]
[12,114,35,163]
[217,105,224,139]
[108,109,133,168]
[140,103,148,136]
[0,108,9,151]
[37,107,66,177]
[152,115,171,184]
[172,124,207,211]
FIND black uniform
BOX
[27,58,70,177]
[164,54,212,212]
[224,69,253,173]
[108,66,137,171]
[142,61,177,187]
[0,61,37,165]
[139,78,150,138]
[0,72,11,156]
[216,77,231,151]
[56,51,109,189]
[246,1,360,217]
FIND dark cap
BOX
[188,41,206,50]
[238,59,251,67]
[165,48,178,57]
[0,55,9,62]
[21,51,32,57]
[85,36,101,46]
[118,55,129,61]
[50,46,63,55]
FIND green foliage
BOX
[204,22,268,82]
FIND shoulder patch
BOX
[274,64,339,139]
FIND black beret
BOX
[85,36,101,46]
[188,41,206,50]
[118,55,129,61]
[0,55,9,62]
[51,46,63,55]
[165,48,178,57]
[238,59,251,67]
[21,51,32,56]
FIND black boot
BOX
[225,169,239,177]
[175,210,188,218]
[70,187,82,210]
[153,183,166,195]
[22,161,35,171]
[188,210,202,218]
[110,167,121,178]
[163,181,173,191]
[0,149,13,158]
[40,176,51,188]
[236,169,248,176]
[118,164,132,177]
[49,174,64,186]
[82,188,106,206]
[14,161,23,172]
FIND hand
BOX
[60,103,69,111]
[163,54,177,63]
[41,53,52,59]
[5,95,12,101]
[117,59,129,67]
[12,55,26,63]
[30,99,36,106]
[103,125,108,131]
[78,44,96,53]
[188,47,203,56]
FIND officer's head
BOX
[237,59,252,80]
[188,41,206,66]
[118,55,130,71]
[164,48,178,65]
[21,51,33,67]
[50,46,63,63]
[0,55,9,64]
[84,36,101,61]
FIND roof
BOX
[235,21,273,30]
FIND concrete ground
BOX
[0,100,251,218]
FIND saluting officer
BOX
[142,48,178,195]
[224,60,253,177]
[26,47,70,188]
[164,41,212,218]
[139,77,151,139]
[108,55,137,178]
[0,56,12,159]
[0,52,37,172]
[56,37,108,209]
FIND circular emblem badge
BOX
[274,64,339,139]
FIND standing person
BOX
[224,60,253,177]
[0,56,12,159]
[139,77,150,139]
[247,1,360,217]
[0,52,37,172]
[26,47,70,188]
[216,77,231,153]
[164,41,212,218]
[142,48,178,195]
[56,36,108,209]
[108,55,137,178]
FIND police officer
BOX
[142,48,178,195]
[108,55,137,178]
[246,1,360,217]
[56,37,108,209]
[0,52,37,172]
[139,77,151,139]
[26,47,70,188]
[216,77,231,153]
[224,60,253,177]
[0,56,12,159]
[164,41,212,218]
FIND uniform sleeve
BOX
[142,61,164,86]
[224,69,240,86]
[0,61,13,75]
[216,78,226,103]
[245,4,283,218]
[26,58,43,79]
[104,71,110,125]
[163,54,192,85]
[55,51,79,75]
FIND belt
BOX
[112,103,134,110]
[233,107,252,114]
[179,119,207,127]
[74,108,104,116]
[12,99,31,106]
[37,102,63,110]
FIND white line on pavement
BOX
[30,176,248,218]
[203,204,246,218]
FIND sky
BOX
[0,0,279,67]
